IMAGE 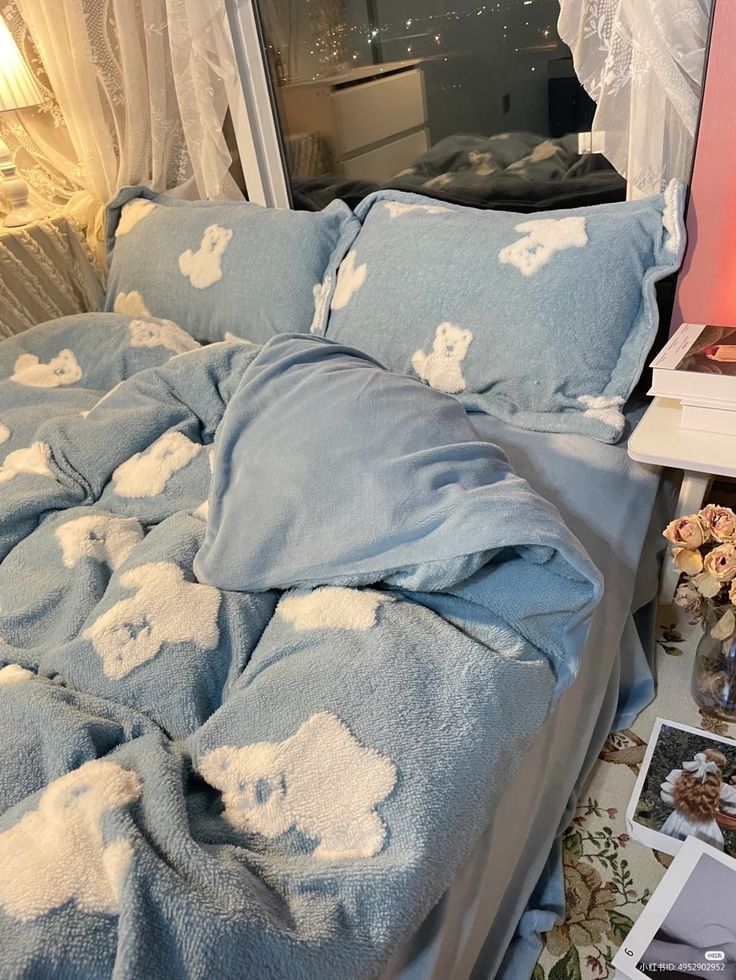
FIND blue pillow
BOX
[104,187,359,344]
[321,185,686,442]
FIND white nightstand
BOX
[628,396,736,604]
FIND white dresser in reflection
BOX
[279,60,429,182]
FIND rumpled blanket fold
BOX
[0,316,601,979]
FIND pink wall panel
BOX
[672,0,736,331]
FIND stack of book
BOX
[649,322,736,434]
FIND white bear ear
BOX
[199,746,235,787]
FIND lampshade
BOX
[0,16,41,113]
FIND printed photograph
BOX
[637,852,736,979]
[632,722,736,857]
[677,325,736,376]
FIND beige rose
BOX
[664,514,707,550]
[703,544,736,582]
[674,580,703,614]
[700,504,736,542]
[711,607,736,642]
[695,570,722,598]
[673,547,703,575]
[545,855,614,957]
[730,581,736,606]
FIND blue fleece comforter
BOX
[0,314,601,979]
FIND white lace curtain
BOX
[558,0,713,196]
[0,0,245,255]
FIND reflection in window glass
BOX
[258,0,626,212]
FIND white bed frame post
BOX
[224,0,291,209]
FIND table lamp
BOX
[0,15,44,227]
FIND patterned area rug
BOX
[534,605,736,980]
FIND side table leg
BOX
[660,470,712,605]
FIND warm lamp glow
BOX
[0,16,41,112]
[0,15,44,226]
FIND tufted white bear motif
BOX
[55,514,144,571]
[199,712,397,860]
[577,394,625,430]
[112,431,202,498]
[0,760,141,920]
[114,291,150,317]
[0,421,9,444]
[411,322,473,394]
[128,319,197,354]
[0,442,53,484]
[0,664,33,685]
[468,150,495,175]
[498,216,588,276]
[507,139,559,172]
[84,561,221,678]
[278,587,393,633]
[422,173,452,190]
[115,199,156,237]
[310,279,331,334]
[384,202,451,218]
[11,349,82,388]
[331,251,367,310]
[178,224,233,289]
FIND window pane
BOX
[257,0,626,212]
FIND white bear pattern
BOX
[128,319,197,354]
[310,279,331,334]
[114,291,150,317]
[278,587,393,632]
[115,198,156,237]
[577,394,625,431]
[384,202,451,218]
[498,216,588,276]
[0,664,33,685]
[55,514,144,570]
[83,561,221,679]
[178,224,233,289]
[199,712,397,860]
[411,322,473,394]
[0,442,53,484]
[11,349,82,388]
[0,760,141,920]
[112,431,202,498]
[331,250,367,310]
[0,421,9,444]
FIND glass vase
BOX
[691,610,736,720]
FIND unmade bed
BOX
[0,178,683,978]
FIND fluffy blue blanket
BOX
[0,315,601,979]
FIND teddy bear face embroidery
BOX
[112,431,202,498]
[55,514,144,571]
[199,712,397,860]
[0,442,53,484]
[178,224,234,290]
[11,349,82,388]
[115,198,156,237]
[498,216,588,277]
[411,322,473,394]
[0,760,141,920]
[128,318,197,354]
[83,561,221,678]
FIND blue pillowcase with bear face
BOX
[321,186,686,442]
[104,186,359,344]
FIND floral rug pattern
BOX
[534,606,736,980]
